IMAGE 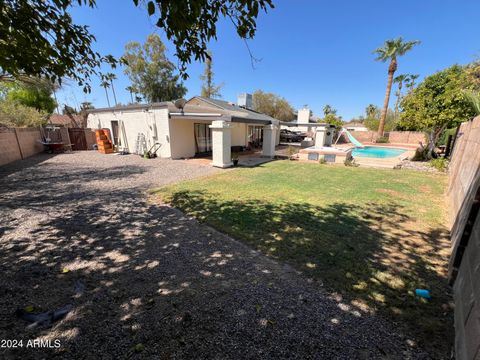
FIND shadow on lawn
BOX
[0,157,452,359]
[165,190,454,358]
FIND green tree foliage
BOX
[364,109,397,132]
[373,37,420,135]
[3,81,57,114]
[122,34,187,103]
[143,0,274,77]
[320,105,343,128]
[200,51,223,98]
[0,0,115,92]
[399,64,477,157]
[252,90,295,121]
[323,114,343,128]
[0,99,48,128]
[0,0,272,88]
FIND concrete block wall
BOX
[342,130,425,145]
[389,131,426,144]
[0,129,22,166]
[14,127,44,158]
[448,116,480,360]
[0,127,44,166]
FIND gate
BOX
[68,128,88,151]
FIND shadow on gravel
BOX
[161,190,454,359]
[0,159,450,359]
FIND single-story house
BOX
[87,95,281,167]
[49,114,85,128]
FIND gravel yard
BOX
[1,152,428,359]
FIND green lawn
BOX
[155,161,453,358]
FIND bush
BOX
[376,136,389,143]
[344,158,359,167]
[0,99,48,128]
[430,158,449,172]
[438,127,457,146]
[411,147,429,161]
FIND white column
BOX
[262,124,277,158]
[315,125,328,147]
[210,120,233,168]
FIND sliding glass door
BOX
[194,123,212,154]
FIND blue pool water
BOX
[352,146,406,158]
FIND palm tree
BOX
[405,74,420,94]
[393,74,408,118]
[365,104,378,118]
[100,79,111,107]
[126,86,135,103]
[373,37,420,136]
[105,73,118,106]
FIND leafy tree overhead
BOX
[252,90,295,121]
[373,37,420,136]
[0,0,115,92]
[200,51,223,98]
[144,0,275,77]
[122,34,187,103]
[399,64,477,158]
[0,0,273,89]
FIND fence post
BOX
[13,128,24,160]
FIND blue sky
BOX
[58,0,480,120]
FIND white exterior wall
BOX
[87,108,171,157]
[231,123,247,146]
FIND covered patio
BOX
[169,111,280,168]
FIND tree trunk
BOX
[394,82,403,119]
[104,87,111,107]
[378,59,397,137]
[110,81,118,106]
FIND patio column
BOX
[262,124,277,158]
[315,125,328,147]
[210,120,233,168]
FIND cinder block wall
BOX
[0,129,22,166]
[448,116,480,360]
[345,130,425,144]
[15,128,44,158]
[0,127,44,166]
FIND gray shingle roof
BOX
[193,97,279,123]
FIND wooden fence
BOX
[0,127,95,167]
[447,116,480,360]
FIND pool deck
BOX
[335,143,417,169]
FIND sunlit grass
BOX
[155,161,452,358]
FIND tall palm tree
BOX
[405,74,420,94]
[100,79,111,107]
[373,37,420,136]
[105,73,118,106]
[126,86,135,103]
[393,74,408,118]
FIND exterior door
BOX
[68,128,88,150]
[111,120,119,145]
[194,123,212,155]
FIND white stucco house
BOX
[87,95,281,168]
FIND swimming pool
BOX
[352,146,406,158]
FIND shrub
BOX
[376,136,389,143]
[344,158,359,167]
[411,147,429,161]
[430,158,449,172]
[287,145,298,160]
[0,99,48,128]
